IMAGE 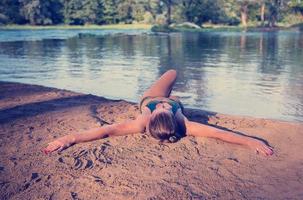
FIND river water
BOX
[0,29,302,122]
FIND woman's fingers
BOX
[42,135,74,155]
[256,143,273,156]
[42,141,63,154]
[265,146,273,155]
[263,144,273,156]
[253,140,273,156]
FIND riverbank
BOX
[1,23,302,32]
[0,81,302,199]
[151,23,302,33]
[0,24,152,30]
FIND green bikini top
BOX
[146,99,181,115]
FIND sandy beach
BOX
[0,81,302,200]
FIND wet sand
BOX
[0,81,302,200]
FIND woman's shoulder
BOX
[168,95,180,101]
[135,109,151,130]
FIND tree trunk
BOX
[269,15,277,27]
[241,2,248,27]
[260,1,265,26]
[268,1,278,27]
[166,0,172,25]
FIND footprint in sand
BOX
[84,175,105,185]
[70,192,79,200]
[58,143,113,170]
[21,172,42,192]
[26,126,34,139]
[91,175,104,184]
[9,157,17,167]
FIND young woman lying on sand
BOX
[44,70,273,156]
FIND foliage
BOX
[0,0,302,26]
[281,13,303,25]
[0,0,24,24]
[64,0,103,25]
[151,24,175,32]
[103,0,119,24]
[289,0,303,14]
[19,0,63,25]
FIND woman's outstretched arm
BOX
[43,115,147,154]
[185,120,273,156]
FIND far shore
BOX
[0,23,301,32]
[0,24,153,30]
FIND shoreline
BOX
[0,81,302,199]
[0,23,301,32]
[0,24,153,30]
[2,80,300,124]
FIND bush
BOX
[218,16,240,26]
[172,22,201,29]
[143,11,154,24]
[155,14,166,25]
[0,13,8,24]
[281,13,303,26]
[151,24,175,33]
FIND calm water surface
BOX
[0,29,302,122]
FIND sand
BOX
[0,81,302,200]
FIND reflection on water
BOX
[0,30,302,122]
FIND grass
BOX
[1,22,301,32]
[151,21,303,33]
[0,24,153,30]
[151,24,250,33]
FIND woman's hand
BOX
[42,135,75,154]
[248,140,273,156]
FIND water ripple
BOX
[0,30,302,122]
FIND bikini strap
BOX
[139,96,183,114]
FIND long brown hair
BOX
[148,111,180,143]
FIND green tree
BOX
[161,0,176,24]
[0,0,300,26]
[288,0,303,14]
[131,0,146,22]
[64,0,104,25]
[145,0,162,18]
[260,0,266,25]
[116,0,134,23]
[267,0,280,27]
[216,0,241,25]
[103,0,119,24]
[19,0,51,25]
[180,0,225,25]
[0,0,25,24]
[115,0,148,23]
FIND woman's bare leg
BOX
[142,69,177,99]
